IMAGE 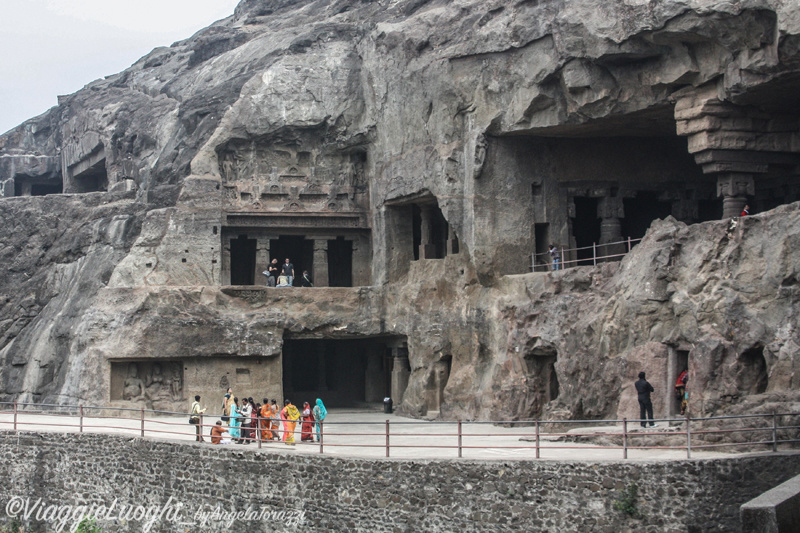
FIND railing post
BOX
[686,413,691,459]
[385,420,390,458]
[13,402,17,432]
[140,407,145,438]
[772,412,778,452]
[79,405,84,433]
[623,418,628,460]
[457,420,462,458]
[319,422,324,454]
[593,242,597,266]
[535,420,540,459]
[627,236,632,253]
[199,414,204,443]
[256,417,261,449]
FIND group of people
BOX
[190,389,327,445]
[262,257,313,288]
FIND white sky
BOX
[0,0,240,135]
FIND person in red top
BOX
[675,369,688,415]
[740,205,750,217]
[301,402,314,441]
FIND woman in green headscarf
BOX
[312,398,327,442]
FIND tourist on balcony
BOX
[277,275,292,287]
[281,399,301,445]
[300,271,313,287]
[549,244,560,271]
[740,204,750,217]
[282,258,295,286]
[265,258,279,287]
[313,398,327,443]
[301,402,314,441]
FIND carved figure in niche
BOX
[145,363,171,401]
[123,363,145,401]
[169,363,183,400]
[220,151,237,183]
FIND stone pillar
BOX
[390,344,410,405]
[255,237,270,286]
[447,226,459,255]
[717,173,755,219]
[221,234,232,285]
[351,234,370,287]
[316,342,328,391]
[364,350,383,403]
[597,196,625,260]
[419,205,436,259]
[312,238,329,287]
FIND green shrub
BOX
[613,483,645,519]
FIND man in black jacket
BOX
[635,371,658,428]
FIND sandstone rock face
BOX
[1,0,799,422]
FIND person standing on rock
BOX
[635,372,658,428]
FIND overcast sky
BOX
[0,0,240,135]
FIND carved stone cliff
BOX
[1,0,799,421]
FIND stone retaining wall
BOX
[0,432,798,532]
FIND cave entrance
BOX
[410,203,447,260]
[282,337,397,408]
[270,236,313,286]
[230,235,257,285]
[523,351,559,417]
[13,177,63,197]
[622,192,673,240]
[737,346,768,394]
[534,223,550,271]
[327,237,353,287]
[572,197,600,265]
[72,158,108,193]
[671,349,690,416]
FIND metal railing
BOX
[0,403,798,460]
[532,237,643,273]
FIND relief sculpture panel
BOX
[111,361,184,409]
[218,135,368,214]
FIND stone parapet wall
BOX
[0,431,798,532]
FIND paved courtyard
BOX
[0,407,754,461]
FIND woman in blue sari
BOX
[312,398,327,442]
[228,397,241,441]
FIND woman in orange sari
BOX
[280,399,300,444]
[260,398,274,440]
